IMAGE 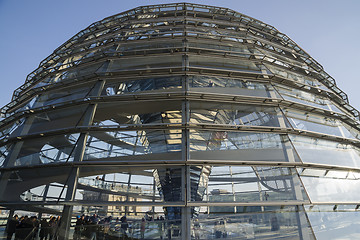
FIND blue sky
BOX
[0,0,359,110]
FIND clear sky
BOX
[0,0,359,110]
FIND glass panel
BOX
[3,165,185,238]
[0,118,26,141]
[102,76,182,96]
[1,165,75,202]
[300,168,357,179]
[265,63,328,90]
[194,166,308,203]
[76,166,179,204]
[107,55,182,72]
[188,41,255,55]
[0,145,9,167]
[39,47,107,76]
[188,75,279,98]
[93,101,183,126]
[6,105,88,137]
[275,84,343,113]
[190,131,300,162]
[306,205,360,240]
[14,133,80,166]
[10,96,40,115]
[192,205,315,239]
[69,206,174,239]
[188,55,269,74]
[290,135,360,168]
[36,62,106,87]
[3,205,175,239]
[115,40,183,52]
[4,165,184,203]
[301,176,360,202]
[84,129,182,159]
[22,183,69,202]
[298,168,327,178]
[285,109,356,139]
[326,170,351,179]
[31,83,93,108]
[346,124,360,140]
[190,102,290,128]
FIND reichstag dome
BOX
[1,3,360,240]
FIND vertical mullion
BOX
[58,79,105,240]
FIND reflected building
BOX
[80,177,143,217]
[1,3,360,239]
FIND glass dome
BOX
[1,3,360,239]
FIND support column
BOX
[267,86,311,239]
[276,109,311,240]
[58,79,105,240]
[38,184,50,220]
[181,88,191,239]
[5,209,15,233]
[181,204,191,240]
[125,173,132,215]
[58,131,90,239]
[229,166,237,213]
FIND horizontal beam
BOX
[2,200,359,208]
[1,159,360,174]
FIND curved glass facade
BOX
[1,3,360,240]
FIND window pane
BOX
[290,135,360,168]
[306,205,360,240]
[192,205,315,239]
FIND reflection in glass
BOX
[190,131,284,152]
[107,55,183,72]
[192,205,315,239]
[14,133,80,166]
[23,105,88,135]
[2,3,360,239]
[93,101,183,126]
[0,145,10,167]
[301,176,360,202]
[189,75,277,98]
[265,63,327,90]
[275,84,343,113]
[103,76,182,96]
[306,205,360,240]
[290,135,360,168]
[198,166,308,203]
[0,118,26,141]
[190,102,290,128]
[83,129,182,159]
[285,109,356,139]
[31,83,93,109]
